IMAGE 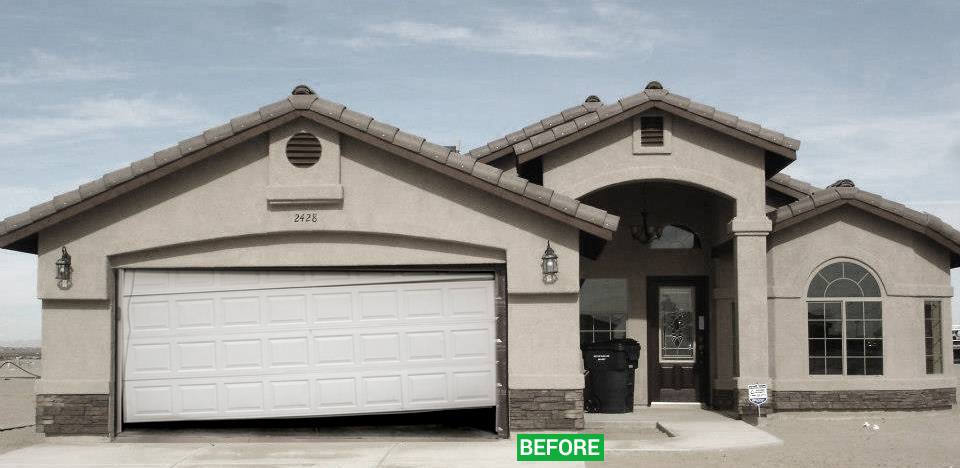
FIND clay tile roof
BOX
[471,83,799,175]
[0,86,619,253]
[770,183,960,268]
[767,173,821,200]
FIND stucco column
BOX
[728,217,772,411]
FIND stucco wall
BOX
[768,206,956,391]
[542,114,767,220]
[34,118,583,395]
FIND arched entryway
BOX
[578,181,736,407]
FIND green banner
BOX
[516,433,604,461]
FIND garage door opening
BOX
[117,269,505,437]
[116,407,498,441]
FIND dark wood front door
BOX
[647,277,709,403]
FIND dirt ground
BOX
[594,408,960,468]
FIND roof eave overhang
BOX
[771,199,960,269]
[765,180,809,201]
[478,101,797,177]
[1,109,617,254]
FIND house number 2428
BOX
[293,213,318,223]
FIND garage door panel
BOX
[130,385,174,417]
[266,337,310,368]
[358,290,400,320]
[177,342,217,372]
[449,286,493,317]
[221,297,262,327]
[129,301,171,332]
[130,343,172,374]
[317,377,358,409]
[404,288,445,319]
[407,331,445,361]
[224,382,265,413]
[222,339,263,370]
[451,329,494,360]
[176,299,216,329]
[359,333,401,364]
[313,293,353,322]
[453,371,496,403]
[266,295,308,325]
[122,270,497,423]
[407,373,448,405]
[362,375,404,409]
[269,380,311,410]
[315,335,356,365]
[180,384,218,415]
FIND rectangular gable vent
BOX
[640,117,664,146]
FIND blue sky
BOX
[1,0,959,343]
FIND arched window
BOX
[649,225,701,249]
[807,261,883,375]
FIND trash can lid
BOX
[582,338,640,351]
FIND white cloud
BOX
[783,110,960,192]
[0,94,213,148]
[0,49,132,85]
[336,3,673,59]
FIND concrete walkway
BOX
[589,405,783,451]
[0,407,780,467]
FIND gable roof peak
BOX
[471,83,801,173]
[0,87,621,252]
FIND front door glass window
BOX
[659,286,695,362]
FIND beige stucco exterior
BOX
[768,206,955,391]
[34,119,584,397]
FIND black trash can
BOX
[582,339,641,413]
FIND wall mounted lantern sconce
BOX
[55,246,72,290]
[541,241,558,284]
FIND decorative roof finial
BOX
[584,95,601,103]
[828,179,856,188]
[292,85,315,95]
[645,81,663,90]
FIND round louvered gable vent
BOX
[286,132,322,168]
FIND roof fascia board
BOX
[297,111,615,240]
[0,112,302,253]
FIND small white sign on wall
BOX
[748,383,768,419]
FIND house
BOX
[1,82,956,437]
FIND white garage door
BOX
[120,270,498,423]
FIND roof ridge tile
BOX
[419,141,452,164]
[470,162,504,185]
[394,131,425,153]
[288,94,317,110]
[310,98,345,120]
[444,152,476,173]
[339,108,374,131]
[661,93,691,109]
[618,91,650,110]
[203,123,236,147]
[498,172,529,195]
[367,120,400,143]
[230,110,265,132]
[259,99,294,120]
